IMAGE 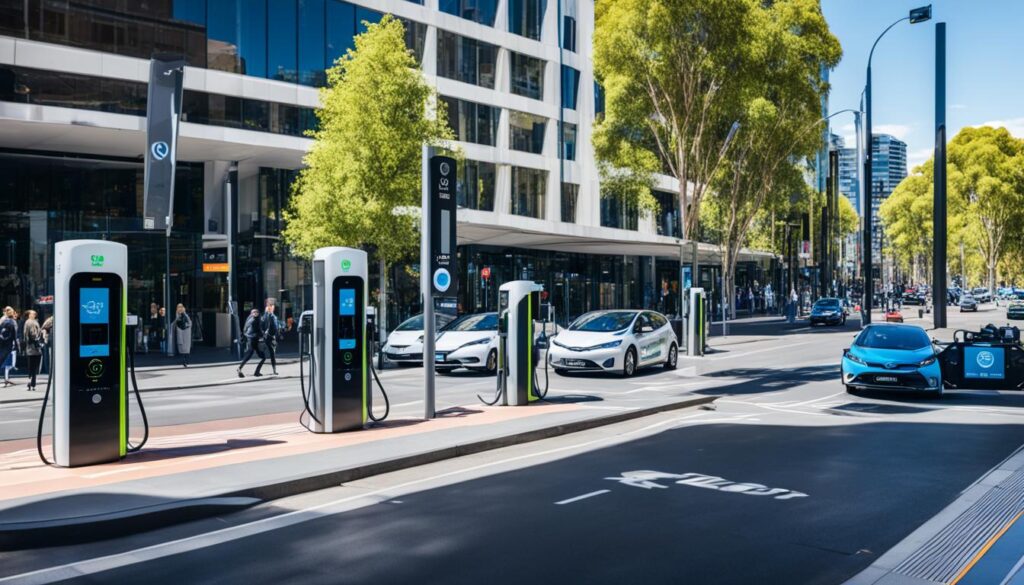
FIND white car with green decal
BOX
[548,310,678,377]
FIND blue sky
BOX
[822,0,1024,170]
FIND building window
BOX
[561,122,577,161]
[561,183,578,223]
[298,0,327,86]
[600,193,638,230]
[562,16,576,52]
[508,0,546,40]
[439,0,498,27]
[652,190,679,237]
[561,65,580,109]
[441,96,500,146]
[268,0,298,83]
[437,31,497,89]
[511,167,547,219]
[510,51,544,100]
[510,111,547,154]
[594,81,606,118]
[457,160,496,211]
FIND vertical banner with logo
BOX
[143,56,186,234]
[429,155,458,298]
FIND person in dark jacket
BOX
[237,309,262,378]
[255,299,279,377]
[174,304,192,367]
[1,307,18,387]
[21,310,43,390]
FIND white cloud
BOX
[836,122,857,148]
[979,118,1024,138]
[873,124,912,140]
[907,147,932,170]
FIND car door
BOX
[635,312,663,365]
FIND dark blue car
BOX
[809,298,846,326]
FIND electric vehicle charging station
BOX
[50,240,129,467]
[479,280,548,406]
[686,287,707,357]
[300,247,389,433]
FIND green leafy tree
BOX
[880,168,933,282]
[592,0,753,237]
[283,15,455,262]
[707,0,840,316]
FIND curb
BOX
[0,374,301,405]
[0,394,716,550]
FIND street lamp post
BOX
[863,4,932,325]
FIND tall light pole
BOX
[863,4,932,324]
[933,21,947,328]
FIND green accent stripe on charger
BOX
[119,283,126,457]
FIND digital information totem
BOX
[311,247,368,432]
[53,240,128,467]
[499,280,543,406]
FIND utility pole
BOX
[933,21,948,328]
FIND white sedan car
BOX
[549,310,678,377]
[435,312,500,374]
[382,313,454,366]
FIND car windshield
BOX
[569,311,637,332]
[973,288,988,294]
[814,299,840,309]
[855,326,931,351]
[443,313,498,332]
[395,315,423,331]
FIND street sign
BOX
[429,155,457,297]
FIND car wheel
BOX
[484,349,498,375]
[664,343,678,370]
[621,347,637,377]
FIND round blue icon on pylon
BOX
[151,141,170,161]
[433,268,451,292]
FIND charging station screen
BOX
[79,287,110,357]
[965,346,1005,379]
[338,288,357,350]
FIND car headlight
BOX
[456,338,491,350]
[918,356,936,367]
[845,352,866,365]
[551,339,568,349]
[584,340,622,351]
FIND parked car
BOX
[382,313,455,366]
[959,294,978,312]
[809,298,846,326]
[434,312,500,374]
[549,310,678,377]
[902,293,924,306]
[972,287,992,303]
[841,323,942,396]
[1008,301,1024,320]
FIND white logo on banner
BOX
[151,141,170,161]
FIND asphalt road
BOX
[5,308,1024,584]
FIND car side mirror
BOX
[842,348,849,356]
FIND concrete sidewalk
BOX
[0,385,715,550]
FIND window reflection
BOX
[561,122,577,161]
[437,31,497,89]
[510,52,544,100]
[561,65,580,109]
[456,160,496,211]
[510,111,546,154]
[561,183,578,223]
[511,167,547,219]
[508,0,546,40]
[441,96,500,146]
[439,0,498,26]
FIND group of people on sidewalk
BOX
[143,303,194,367]
[237,298,282,378]
[0,306,51,390]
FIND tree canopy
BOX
[283,15,455,262]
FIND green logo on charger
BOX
[90,255,104,267]
[341,259,351,272]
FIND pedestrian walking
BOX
[146,303,160,353]
[1,307,18,387]
[174,304,192,367]
[158,306,167,352]
[21,310,43,390]
[255,299,280,377]
[237,309,263,378]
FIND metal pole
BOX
[933,22,947,329]
[421,143,435,419]
[863,64,873,324]
[165,227,173,357]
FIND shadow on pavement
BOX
[541,394,604,404]
[129,439,286,462]
[696,365,840,397]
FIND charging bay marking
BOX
[604,470,808,500]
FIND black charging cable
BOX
[298,318,323,431]
[531,318,551,401]
[367,360,390,422]
[36,341,54,465]
[126,327,149,453]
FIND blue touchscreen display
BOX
[338,288,356,350]
[964,346,1005,380]
[80,287,110,357]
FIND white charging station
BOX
[53,240,128,467]
[498,280,543,406]
[310,247,369,432]
[686,287,707,357]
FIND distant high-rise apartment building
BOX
[870,134,908,261]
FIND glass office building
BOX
[0,0,775,342]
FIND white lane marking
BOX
[0,412,723,584]
[554,489,611,505]
[705,342,812,361]
[389,401,423,408]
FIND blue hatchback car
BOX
[841,324,942,396]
